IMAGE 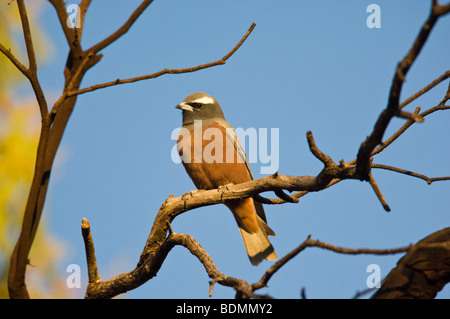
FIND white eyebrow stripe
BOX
[192,96,215,104]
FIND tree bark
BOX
[372,227,450,299]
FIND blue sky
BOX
[26,0,450,298]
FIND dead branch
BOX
[399,70,450,109]
[372,164,450,185]
[0,44,28,76]
[6,0,51,299]
[81,219,99,284]
[264,75,450,206]
[87,0,154,54]
[372,227,450,299]
[355,2,450,180]
[368,172,390,212]
[83,216,410,299]
[252,236,409,292]
[64,23,256,99]
[82,126,418,298]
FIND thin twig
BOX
[368,172,391,212]
[352,277,386,299]
[274,189,299,203]
[77,0,93,42]
[15,0,49,118]
[66,23,256,99]
[306,131,334,166]
[0,44,29,76]
[371,107,421,157]
[81,218,100,283]
[372,164,450,185]
[253,236,409,291]
[399,70,450,109]
[48,0,77,50]
[17,0,36,72]
[88,0,155,54]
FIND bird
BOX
[175,92,277,266]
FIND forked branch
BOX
[355,2,450,180]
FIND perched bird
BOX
[175,92,277,266]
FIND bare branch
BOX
[306,131,334,167]
[372,227,450,299]
[399,70,450,109]
[11,0,49,118]
[368,172,390,212]
[50,52,96,118]
[395,110,424,122]
[274,189,299,203]
[88,0,154,54]
[355,3,450,180]
[81,218,99,283]
[253,236,409,291]
[78,0,93,41]
[17,0,36,72]
[253,84,449,206]
[387,3,449,112]
[0,44,29,76]
[371,107,421,157]
[79,0,93,25]
[65,23,256,99]
[372,164,450,185]
[84,225,258,299]
[165,232,257,299]
[48,0,77,50]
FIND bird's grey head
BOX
[175,92,225,125]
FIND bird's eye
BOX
[189,102,203,109]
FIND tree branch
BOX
[372,227,450,299]
[0,44,29,76]
[399,70,450,109]
[368,172,390,212]
[250,77,449,206]
[372,164,450,185]
[17,0,36,71]
[10,0,49,118]
[80,219,99,285]
[65,23,256,99]
[355,2,450,180]
[49,51,96,118]
[252,236,409,291]
[48,0,77,51]
[81,86,450,298]
[6,0,53,299]
[87,0,154,54]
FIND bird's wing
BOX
[218,119,271,225]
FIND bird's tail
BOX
[239,216,277,266]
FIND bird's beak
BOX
[175,102,193,112]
